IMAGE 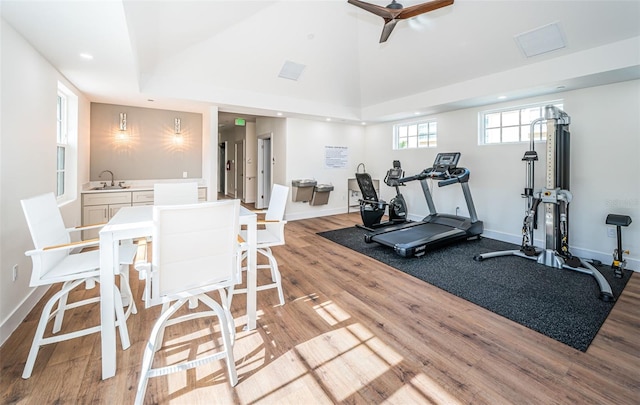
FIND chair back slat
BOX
[149,200,240,306]
[153,182,198,206]
[21,193,70,249]
[21,193,70,284]
[265,184,289,221]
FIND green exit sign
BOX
[235,118,246,126]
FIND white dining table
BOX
[98,203,257,380]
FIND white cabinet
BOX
[197,187,207,201]
[82,192,132,239]
[132,190,154,206]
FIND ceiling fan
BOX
[348,0,454,43]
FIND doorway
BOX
[256,134,272,209]
[234,140,245,201]
[218,143,226,194]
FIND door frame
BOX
[256,133,272,209]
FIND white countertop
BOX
[81,179,206,194]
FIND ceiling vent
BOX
[278,60,306,81]
[514,22,566,58]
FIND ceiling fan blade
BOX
[347,0,399,19]
[396,0,454,20]
[379,19,399,43]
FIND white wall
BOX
[284,118,366,220]
[0,20,91,344]
[364,80,640,269]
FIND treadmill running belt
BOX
[371,219,466,246]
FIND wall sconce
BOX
[116,112,127,140]
[173,117,183,145]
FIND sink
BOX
[91,185,130,190]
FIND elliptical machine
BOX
[474,106,615,302]
[356,160,408,231]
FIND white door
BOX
[235,140,244,201]
[256,135,272,209]
[218,143,226,194]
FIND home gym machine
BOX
[473,106,615,301]
[356,161,408,231]
[365,152,483,257]
[606,214,632,278]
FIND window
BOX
[56,82,78,203]
[56,91,67,197]
[393,120,437,149]
[479,101,563,144]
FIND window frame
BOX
[479,100,564,145]
[393,119,438,150]
[56,91,68,199]
[56,82,78,205]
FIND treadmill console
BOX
[432,152,460,173]
[384,160,404,186]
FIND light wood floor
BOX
[2,212,639,404]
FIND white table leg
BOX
[99,232,117,380]
[246,216,257,330]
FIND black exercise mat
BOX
[317,226,631,351]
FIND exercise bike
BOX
[355,160,408,231]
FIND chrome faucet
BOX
[99,170,115,186]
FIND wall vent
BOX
[278,60,306,81]
[514,22,566,58]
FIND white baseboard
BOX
[0,285,49,347]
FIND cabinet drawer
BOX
[132,190,154,204]
[83,192,131,206]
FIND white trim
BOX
[0,286,49,347]
[478,100,563,145]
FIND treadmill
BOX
[364,152,483,257]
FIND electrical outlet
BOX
[12,264,18,282]
[182,171,188,178]
[607,228,616,238]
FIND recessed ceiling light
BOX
[326,118,331,122]
[498,95,507,100]
[414,112,421,115]
[361,122,367,125]
[79,53,93,60]
[276,112,283,116]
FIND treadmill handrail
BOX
[438,168,470,187]
[438,177,459,187]
[397,171,429,184]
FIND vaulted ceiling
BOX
[2,1,639,124]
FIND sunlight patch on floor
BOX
[295,323,403,402]
[236,349,333,404]
[384,373,464,404]
[313,300,351,326]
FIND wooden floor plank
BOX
[1,212,638,404]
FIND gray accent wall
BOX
[90,103,202,181]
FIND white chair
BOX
[20,192,138,379]
[151,182,200,308]
[134,200,243,405]
[153,182,198,205]
[231,184,288,307]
